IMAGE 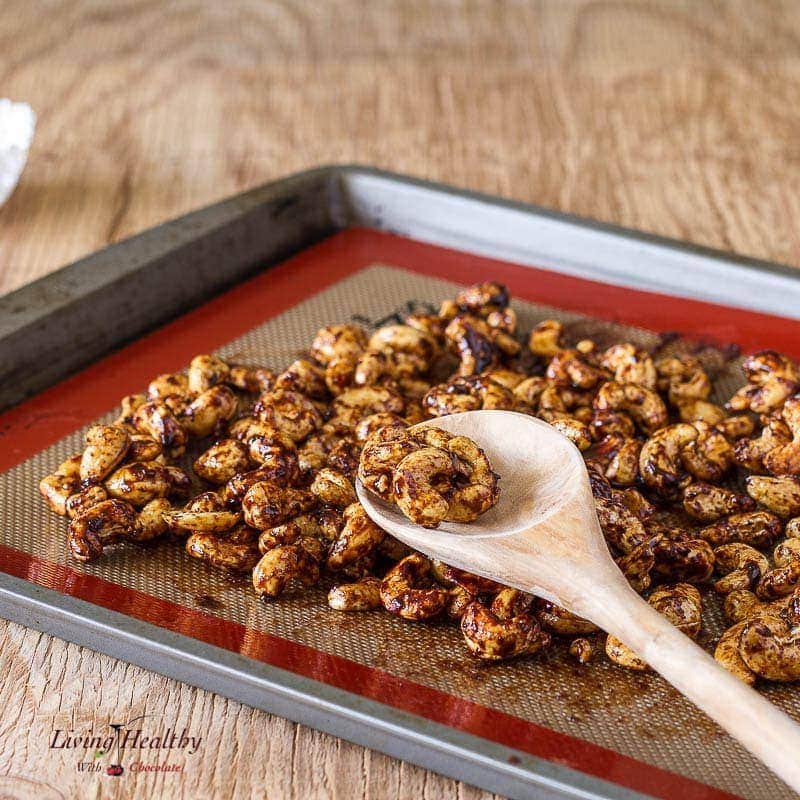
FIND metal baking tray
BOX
[1,166,800,800]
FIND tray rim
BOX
[3,166,800,800]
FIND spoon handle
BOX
[577,580,800,793]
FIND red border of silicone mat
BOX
[5,227,798,800]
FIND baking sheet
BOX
[2,176,800,800]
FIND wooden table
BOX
[1,2,799,798]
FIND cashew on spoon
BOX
[357,410,800,793]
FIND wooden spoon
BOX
[356,410,800,792]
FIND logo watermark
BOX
[49,715,202,777]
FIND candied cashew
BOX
[655,356,711,405]
[715,414,756,441]
[546,349,607,390]
[715,622,757,685]
[713,544,769,594]
[650,535,715,583]
[380,554,448,620]
[194,438,251,485]
[547,416,592,451]
[430,562,502,596]
[258,508,342,552]
[513,376,547,409]
[331,386,405,429]
[746,475,800,518]
[536,600,598,635]
[327,503,385,570]
[67,499,138,562]
[105,461,177,507]
[357,427,419,501]
[354,412,408,442]
[649,584,703,638]
[445,315,510,375]
[228,364,275,394]
[187,354,230,394]
[738,616,800,682]
[182,385,238,438]
[326,438,361,478]
[65,485,108,519]
[528,319,564,359]
[763,395,800,475]
[481,368,527,390]
[446,585,476,618]
[134,498,172,542]
[680,422,734,482]
[455,281,510,313]
[727,351,799,414]
[422,375,515,416]
[461,593,550,661]
[132,400,188,458]
[734,416,792,473]
[255,389,323,442]
[230,419,299,485]
[39,454,82,516]
[756,538,800,600]
[638,423,698,498]
[353,350,410,388]
[682,482,755,522]
[242,481,316,529]
[148,372,190,401]
[328,577,382,611]
[310,468,357,509]
[311,324,368,365]
[127,434,163,463]
[115,394,147,429]
[698,510,782,549]
[391,433,499,528]
[186,525,261,573]
[592,434,641,486]
[252,543,320,598]
[676,399,727,426]
[368,324,437,373]
[723,589,794,624]
[165,492,242,533]
[310,324,367,394]
[80,424,130,483]
[273,359,328,400]
[248,431,300,485]
[605,636,648,671]
[222,465,281,505]
[616,541,656,593]
[601,344,657,390]
[405,312,446,344]
[593,490,649,555]
[787,517,800,538]
[589,409,636,440]
[594,381,667,435]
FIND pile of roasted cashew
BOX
[38,281,800,680]
[358,425,499,528]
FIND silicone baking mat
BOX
[2,229,800,800]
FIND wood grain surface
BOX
[2,1,800,798]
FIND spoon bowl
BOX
[356,409,800,792]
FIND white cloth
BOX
[0,99,35,206]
